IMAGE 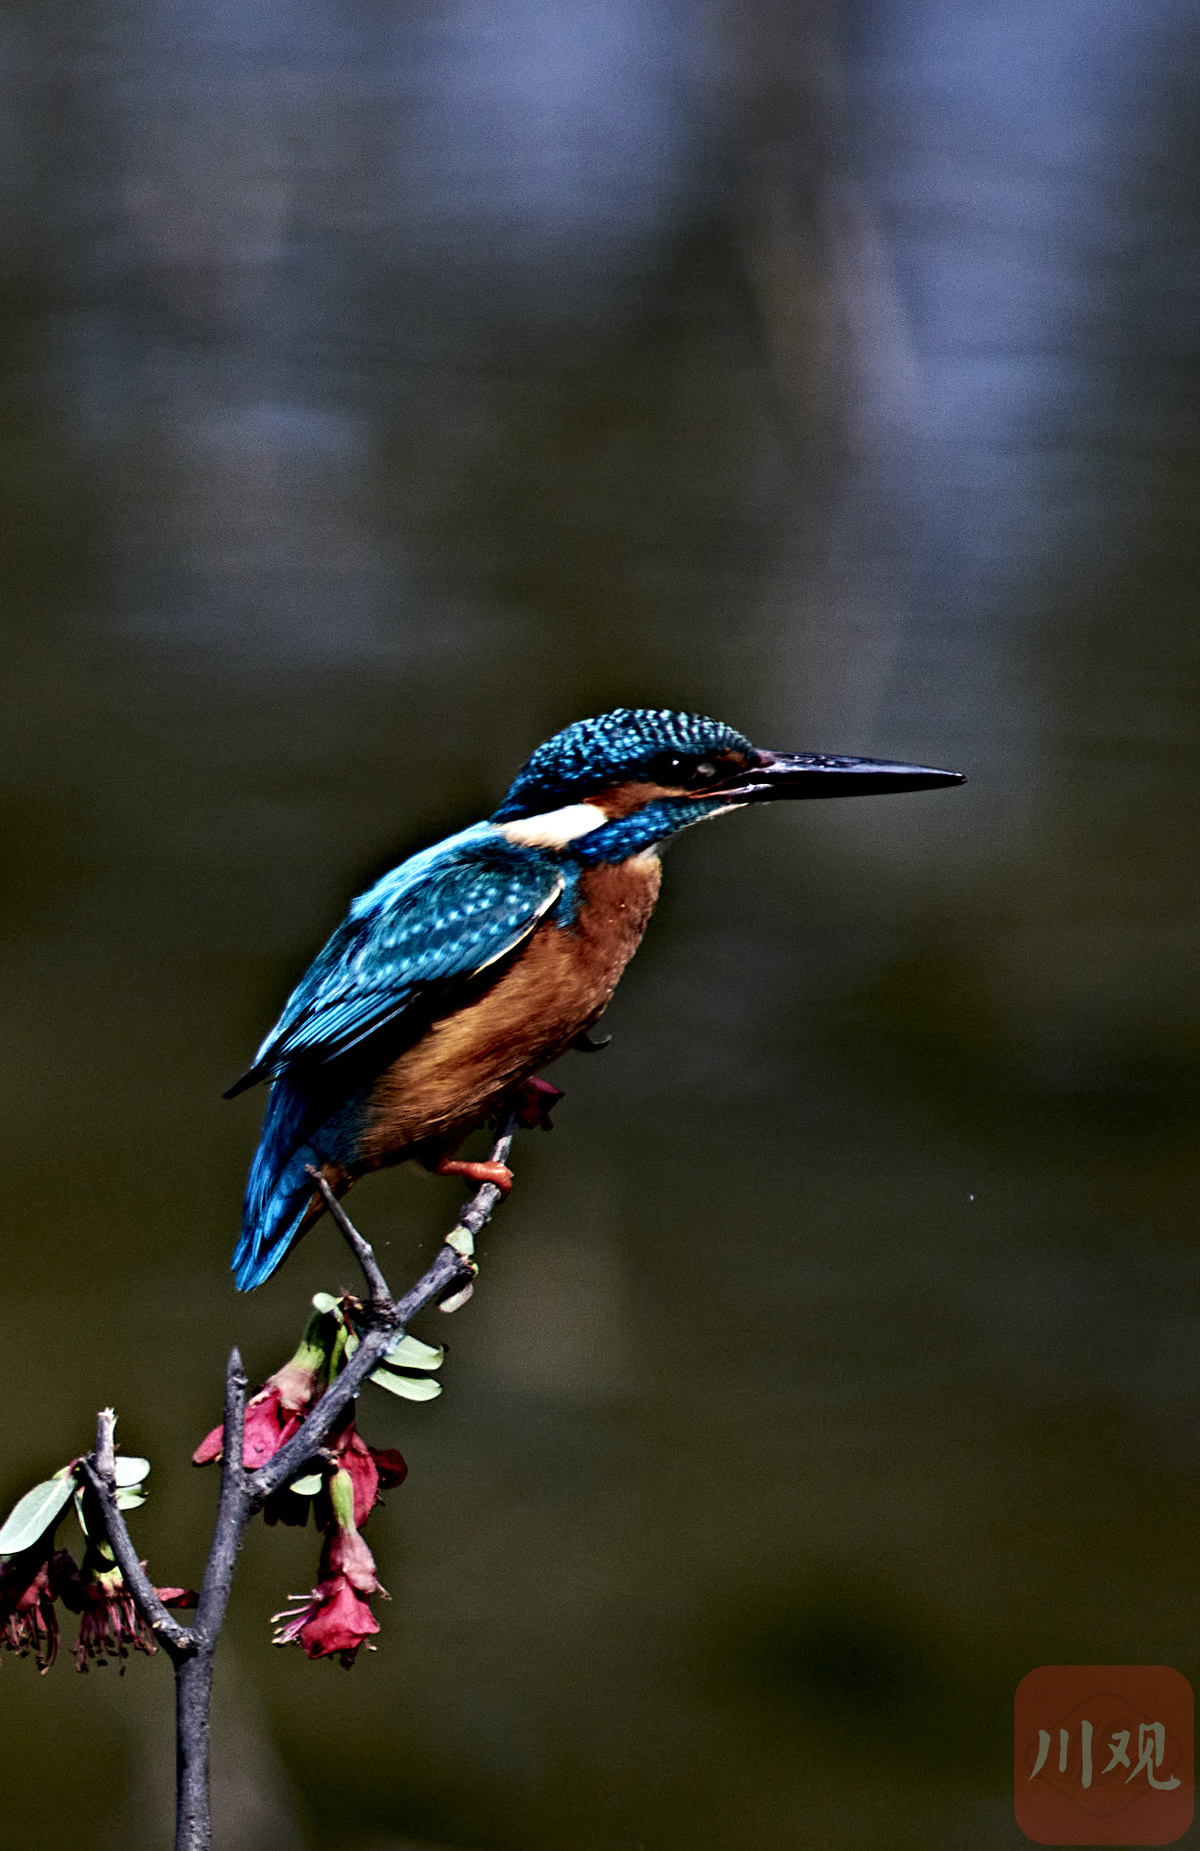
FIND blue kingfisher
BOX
[227,708,964,1289]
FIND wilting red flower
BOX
[264,1408,406,1529]
[328,1417,407,1528]
[0,1545,76,1673]
[193,1326,327,1469]
[272,1468,388,1667]
[192,1382,305,1470]
[72,1564,196,1674]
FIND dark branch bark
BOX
[255,1113,516,1503]
[86,1114,521,1851]
[82,1412,194,1656]
[452,1120,516,1241]
[175,1350,249,1851]
[193,1348,249,1644]
[306,1167,395,1317]
[252,1241,468,1501]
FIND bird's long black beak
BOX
[716,752,966,801]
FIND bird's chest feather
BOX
[358,854,661,1160]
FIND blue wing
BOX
[229,824,566,1290]
[228,824,566,1091]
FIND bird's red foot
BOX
[435,1156,514,1195]
[512,1076,565,1131]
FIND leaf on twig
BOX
[368,1365,442,1402]
[0,1472,77,1556]
[288,1473,324,1497]
[385,1333,444,1372]
[311,1293,343,1318]
[115,1489,148,1511]
[113,1456,151,1488]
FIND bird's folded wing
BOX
[226,831,565,1092]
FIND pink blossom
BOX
[272,1469,388,1667]
[0,1546,75,1673]
[72,1566,196,1673]
[193,1342,324,1470]
[328,1419,407,1528]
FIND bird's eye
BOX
[646,751,722,786]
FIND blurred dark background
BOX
[2,0,1200,1846]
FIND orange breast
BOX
[356,853,662,1167]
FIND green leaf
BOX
[311,1292,342,1317]
[113,1456,150,1488]
[0,1473,77,1556]
[115,1489,147,1511]
[73,1484,89,1537]
[288,1473,323,1497]
[385,1333,444,1371]
[368,1365,442,1402]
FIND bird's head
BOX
[490,708,964,860]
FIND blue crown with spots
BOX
[492,708,753,821]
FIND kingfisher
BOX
[227,708,963,1288]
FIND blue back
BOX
[233,708,755,1288]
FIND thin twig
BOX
[193,1349,249,1644]
[253,1114,519,1504]
[306,1167,395,1317]
[250,1247,464,1502]
[454,1120,517,1241]
[95,1406,116,1481]
[82,1415,194,1656]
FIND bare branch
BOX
[253,1114,519,1504]
[81,1443,194,1657]
[306,1168,395,1319]
[250,1245,468,1502]
[453,1112,518,1242]
[95,1407,116,1481]
[194,1349,249,1644]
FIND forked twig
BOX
[85,1111,523,1851]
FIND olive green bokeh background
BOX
[2,2,1200,1846]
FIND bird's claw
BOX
[572,1029,611,1053]
[435,1156,514,1196]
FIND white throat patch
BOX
[499,802,608,849]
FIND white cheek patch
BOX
[499,802,608,849]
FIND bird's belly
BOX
[356,854,661,1164]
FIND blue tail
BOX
[232,1076,329,1290]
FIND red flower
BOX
[263,1409,406,1529]
[272,1468,388,1667]
[72,1565,196,1674]
[329,1419,407,1528]
[0,1545,75,1673]
[193,1340,324,1470]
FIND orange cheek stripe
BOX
[599,780,689,819]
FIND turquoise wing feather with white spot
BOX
[229,824,565,1088]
